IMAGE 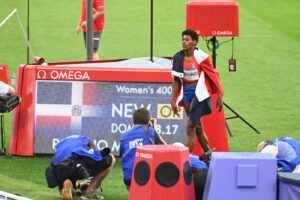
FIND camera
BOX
[149,118,156,128]
[100,147,111,157]
[34,57,45,64]
[0,94,21,113]
[150,119,154,125]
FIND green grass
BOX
[0,157,128,200]
[0,0,300,199]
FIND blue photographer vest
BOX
[270,137,300,172]
[50,135,103,166]
[120,126,156,180]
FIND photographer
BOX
[120,108,166,190]
[0,81,15,95]
[258,137,300,173]
[46,135,115,200]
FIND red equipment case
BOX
[0,65,10,84]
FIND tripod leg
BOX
[224,102,260,134]
[0,114,11,158]
[0,115,4,150]
[225,120,234,137]
[209,37,260,134]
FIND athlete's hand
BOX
[216,96,223,112]
[171,102,180,117]
[81,21,87,28]
[76,25,81,34]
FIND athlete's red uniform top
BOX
[80,0,105,32]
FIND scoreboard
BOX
[9,58,189,155]
[186,0,239,37]
[9,58,228,156]
[34,80,186,154]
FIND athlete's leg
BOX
[195,122,210,152]
[184,103,196,152]
[186,116,196,153]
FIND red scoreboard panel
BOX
[9,58,228,156]
[186,0,239,37]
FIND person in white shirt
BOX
[0,81,15,95]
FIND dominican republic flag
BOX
[172,49,224,126]
[34,81,111,153]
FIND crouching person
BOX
[0,80,16,95]
[120,108,166,190]
[45,135,115,200]
[258,137,300,173]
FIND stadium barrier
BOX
[0,191,32,200]
[203,152,277,200]
[278,172,300,200]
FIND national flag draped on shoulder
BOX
[171,48,224,125]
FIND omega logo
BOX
[37,70,46,79]
[212,30,233,35]
[50,70,90,80]
[37,70,91,80]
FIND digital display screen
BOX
[34,80,187,155]
[186,1,239,37]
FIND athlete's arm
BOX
[213,83,223,112]
[171,76,181,116]
[93,11,104,21]
[7,85,16,94]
